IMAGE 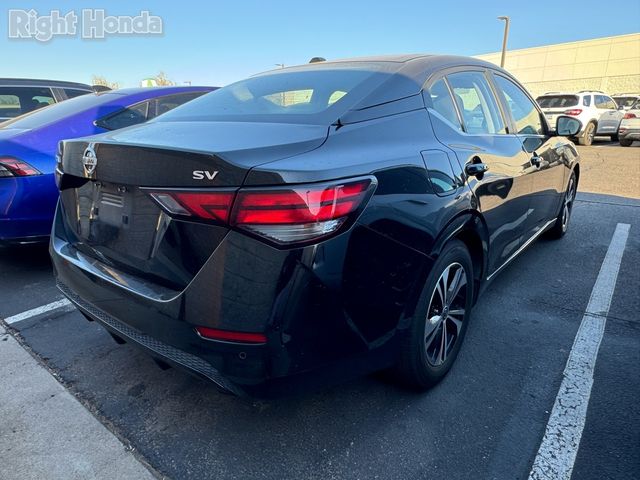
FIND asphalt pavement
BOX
[1,141,638,480]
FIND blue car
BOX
[0,86,215,244]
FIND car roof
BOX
[0,78,93,89]
[101,86,215,96]
[264,54,499,76]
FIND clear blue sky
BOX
[2,0,638,87]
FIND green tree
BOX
[154,72,174,86]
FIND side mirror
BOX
[556,116,582,137]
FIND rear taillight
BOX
[564,109,583,116]
[148,177,375,246]
[0,157,41,177]
[624,112,637,119]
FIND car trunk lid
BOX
[57,121,328,290]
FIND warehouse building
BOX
[476,33,640,98]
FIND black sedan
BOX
[50,55,582,396]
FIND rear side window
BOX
[96,101,150,130]
[583,95,591,107]
[426,79,462,131]
[447,71,506,135]
[536,95,579,108]
[493,75,544,135]
[0,86,55,118]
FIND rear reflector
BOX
[0,157,41,177]
[148,177,375,246]
[195,326,267,344]
[563,109,583,116]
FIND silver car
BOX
[618,105,640,146]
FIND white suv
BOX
[536,91,625,145]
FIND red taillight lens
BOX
[147,177,375,246]
[624,112,637,119]
[195,326,267,344]
[0,157,41,177]
[230,179,373,244]
[149,191,235,223]
[232,181,371,225]
[564,109,583,116]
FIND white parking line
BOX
[3,298,72,325]
[528,223,630,480]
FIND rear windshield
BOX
[0,92,117,129]
[613,96,638,108]
[536,95,579,108]
[156,64,388,125]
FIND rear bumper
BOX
[50,201,429,394]
[619,128,640,141]
[56,280,246,396]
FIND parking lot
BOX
[1,140,639,479]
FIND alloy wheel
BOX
[424,262,467,366]
[561,175,576,232]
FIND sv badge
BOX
[192,170,219,180]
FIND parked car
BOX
[612,93,640,111]
[0,78,95,122]
[0,86,215,244]
[51,55,581,396]
[536,90,624,145]
[618,107,640,146]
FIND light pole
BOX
[497,16,510,68]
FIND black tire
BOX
[395,240,473,390]
[547,171,577,239]
[619,138,633,147]
[578,122,596,146]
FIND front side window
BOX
[447,71,506,135]
[426,79,462,131]
[493,75,544,135]
[604,97,618,110]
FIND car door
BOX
[490,72,566,238]
[595,94,621,134]
[425,70,532,275]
